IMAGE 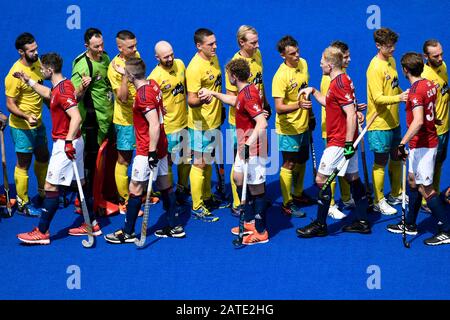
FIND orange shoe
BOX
[68,222,102,236]
[17,227,50,245]
[242,230,269,245]
[231,220,256,235]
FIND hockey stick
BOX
[318,112,378,201]
[401,159,411,248]
[358,122,374,210]
[135,169,155,247]
[72,161,94,248]
[309,131,317,180]
[233,160,249,248]
[0,131,13,217]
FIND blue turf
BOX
[0,0,449,300]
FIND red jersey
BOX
[235,84,265,156]
[406,79,438,149]
[50,79,81,140]
[133,80,168,158]
[325,73,358,147]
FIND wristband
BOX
[27,79,36,87]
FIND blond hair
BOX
[323,46,344,69]
[236,25,258,47]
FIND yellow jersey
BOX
[422,62,449,135]
[186,53,223,131]
[366,56,402,131]
[107,52,141,126]
[272,59,309,135]
[4,59,43,129]
[225,49,264,125]
[148,59,188,134]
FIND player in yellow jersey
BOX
[272,35,315,218]
[319,41,355,219]
[107,30,139,214]
[366,28,409,215]
[224,25,271,216]
[186,28,229,222]
[149,41,191,205]
[421,39,449,212]
[5,33,49,216]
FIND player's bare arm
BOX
[5,96,37,126]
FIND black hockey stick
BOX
[401,160,411,248]
[309,131,317,180]
[319,113,378,201]
[0,131,13,217]
[135,169,155,248]
[358,122,374,210]
[72,161,94,248]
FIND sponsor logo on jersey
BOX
[172,82,185,96]
[391,76,399,89]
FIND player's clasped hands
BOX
[198,88,213,104]
[12,71,30,83]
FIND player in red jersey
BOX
[387,52,450,246]
[13,53,100,244]
[105,57,183,243]
[199,58,269,245]
[296,46,370,238]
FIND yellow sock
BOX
[115,162,129,201]
[433,161,442,193]
[388,160,402,197]
[280,167,293,206]
[190,165,204,210]
[339,176,351,202]
[230,165,240,208]
[330,179,337,206]
[14,166,29,203]
[372,163,385,203]
[34,161,48,198]
[177,163,191,189]
[167,165,173,186]
[292,163,306,197]
[203,164,212,200]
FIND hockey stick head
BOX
[82,237,94,248]
[403,239,411,248]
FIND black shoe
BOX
[423,231,450,246]
[296,220,328,238]
[342,220,371,234]
[204,195,230,211]
[154,225,186,238]
[104,229,136,244]
[386,222,418,235]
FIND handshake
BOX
[198,88,214,104]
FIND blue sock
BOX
[427,194,450,232]
[38,191,60,234]
[349,178,368,221]
[316,184,331,225]
[406,188,421,225]
[161,188,178,227]
[124,194,142,235]
[253,194,268,233]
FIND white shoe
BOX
[387,193,409,206]
[328,204,346,220]
[342,197,356,210]
[374,198,397,215]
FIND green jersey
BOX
[72,52,114,144]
